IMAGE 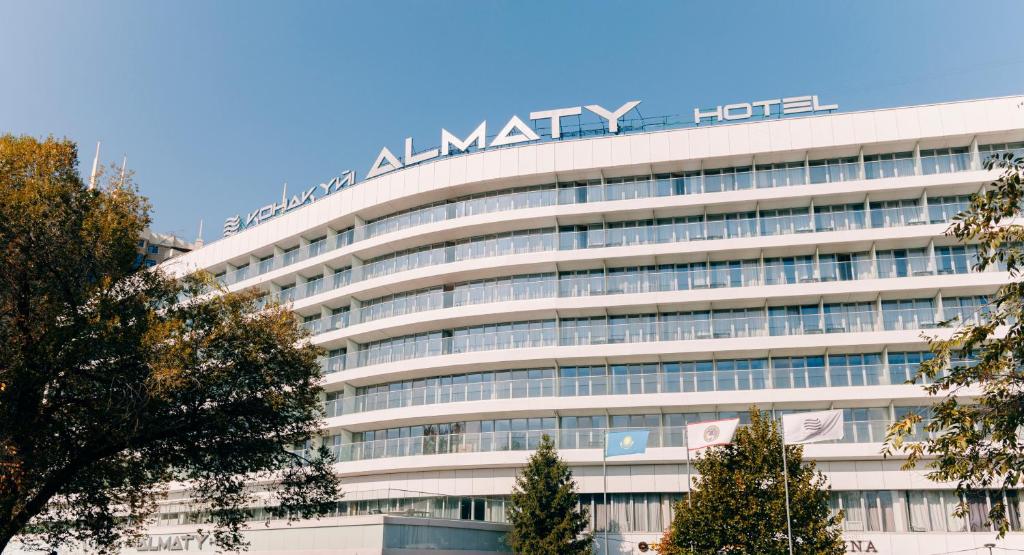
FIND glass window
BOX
[979,142,1024,165]
[920,147,970,175]
[1006,490,1024,532]
[906,491,955,532]
[864,151,914,179]
[809,157,859,183]
[967,490,990,532]
[943,295,989,326]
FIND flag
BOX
[686,418,740,451]
[782,409,845,444]
[605,430,649,457]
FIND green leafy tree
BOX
[885,152,1024,536]
[506,434,592,555]
[661,410,844,555]
[0,135,339,553]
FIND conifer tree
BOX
[506,435,592,555]
[659,410,844,555]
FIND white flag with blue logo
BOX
[605,430,649,457]
[782,409,844,445]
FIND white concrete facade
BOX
[150,96,1024,555]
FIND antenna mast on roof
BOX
[88,141,101,190]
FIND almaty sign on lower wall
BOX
[221,95,838,237]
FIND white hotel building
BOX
[150,95,1024,555]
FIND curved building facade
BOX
[151,95,1024,555]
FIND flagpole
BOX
[780,425,795,555]
[601,429,651,555]
[602,440,608,555]
[685,441,695,555]
[685,443,692,508]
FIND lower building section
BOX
[15,513,1024,555]
[150,486,1024,537]
[16,468,1020,555]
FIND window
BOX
[1005,490,1024,532]
[967,490,990,532]
[882,299,936,330]
[611,364,660,395]
[824,302,875,333]
[755,161,806,188]
[764,256,816,285]
[716,358,768,391]
[813,203,866,232]
[769,305,820,336]
[928,195,972,224]
[702,166,753,193]
[828,353,883,386]
[876,248,930,278]
[870,198,923,227]
[678,361,715,392]
[772,356,826,389]
[935,245,975,275]
[819,251,871,282]
[920,147,970,175]
[759,208,811,235]
[864,151,914,179]
[905,491,944,532]
[809,157,859,183]
[579,493,684,533]
[147,244,159,254]
[282,246,300,266]
[888,351,934,385]
[840,407,890,443]
[307,235,327,257]
[943,295,989,326]
[979,141,1024,164]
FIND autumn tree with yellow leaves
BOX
[0,136,338,553]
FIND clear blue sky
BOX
[2,0,1022,239]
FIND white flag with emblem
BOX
[782,409,845,445]
[686,418,740,451]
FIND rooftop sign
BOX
[364,101,641,180]
[694,95,837,124]
[222,95,838,237]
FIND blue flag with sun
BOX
[605,430,650,457]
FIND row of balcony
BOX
[215,141,1021,286]
[325,351,956,417]
[327,411,930,463]
[262,195,972,312]
[299,244,997,336]
[318,294,988,372]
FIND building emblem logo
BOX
[703,425,721,443]
[222,215,240,236]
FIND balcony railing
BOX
[325,362,906,417]
[257,198,973,317]
[328,294,989,370]
[214,146,983,288]
[331,420,933,462]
